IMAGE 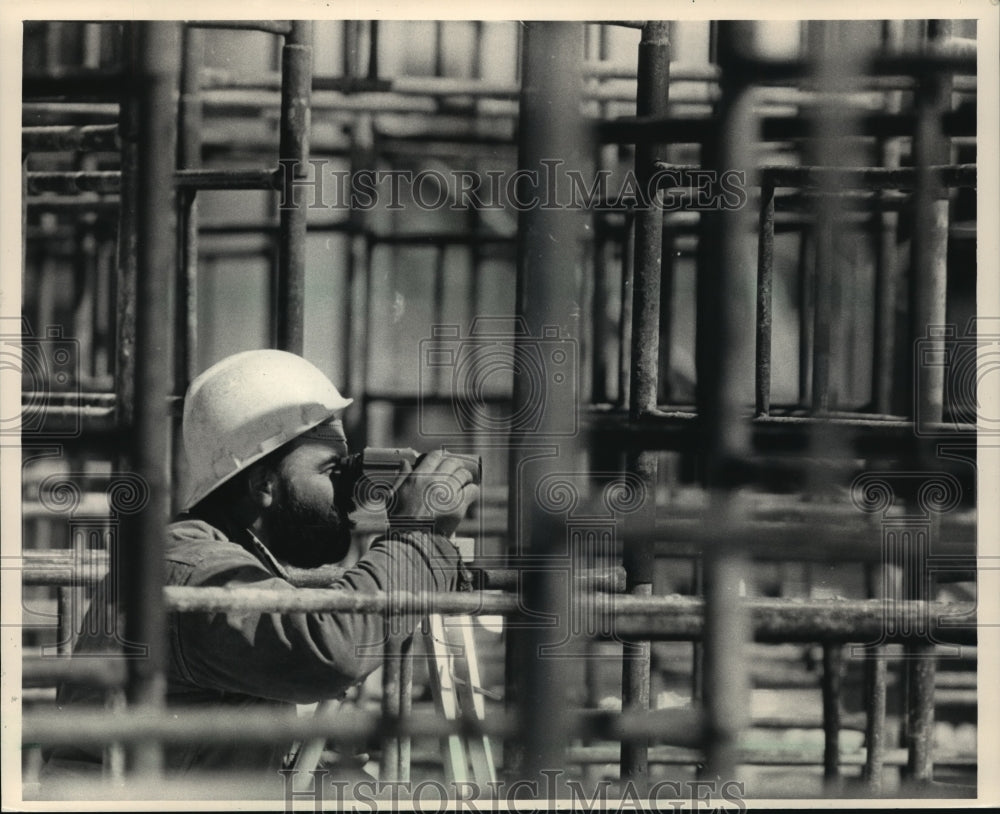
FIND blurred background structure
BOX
[15,18,980,801]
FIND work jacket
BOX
[40,513,462,794]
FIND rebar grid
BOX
[17,16,979,800]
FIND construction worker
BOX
[41,349,479,791]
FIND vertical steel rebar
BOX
[629,21,670,420]
[433,22,445,77]
[504,21,585,787]
[863,654,888,794]
[116,24,139,431]
[120,20,180,776]
[342,20,357,77]
[177,26,203,382]
[620,21,670,791]
[657,226,675,405]
[277,21,313,354]
[344,114,374,443]
[871,203,899,415]
[695,22,754,782]
[807,21,866,416]
[905,652,937,782]
[173,25,204,513]
[590,27,613,406]
[618,210,635,408]
[379,635,403,781]
[398,634,414,782]
[910,20,952,433]
[871,22,905,415]
[901,21,952,785]
[811,216,834,413]
[797,229,813,407]
[368,21,380,80]
[821,643,843,783]
[619,449,655,789]
[755,181,775,416]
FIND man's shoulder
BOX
[165,518,263,571]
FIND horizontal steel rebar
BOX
[24,195,120,211]
[586,409,976,460]
[598,106,975,145]
[18,555,628,592]
[156,588,976,645]
[22,395,976,447]
[22,704,704,747]
[184,20,293,35]
[23,657,125,688]
[22,124,120,152]
[653,163,976,191]
[761,163,976,190]
[564,745,976,768]
[26,169,279,195]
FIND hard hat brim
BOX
[181,398,352,510]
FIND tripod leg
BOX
[446,616,497,787]
[424,614,470,784]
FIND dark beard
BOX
[263,490,357,569]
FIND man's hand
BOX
[387,449,480,538]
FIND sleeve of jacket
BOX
[170,530,460,704]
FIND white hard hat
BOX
[182,349,353,509]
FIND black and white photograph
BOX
[2,2,998,810]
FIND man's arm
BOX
[170,529,462,704]
[170,451,478,704]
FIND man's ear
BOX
[246,463,277,510]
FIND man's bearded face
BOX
[261,428,357,569]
